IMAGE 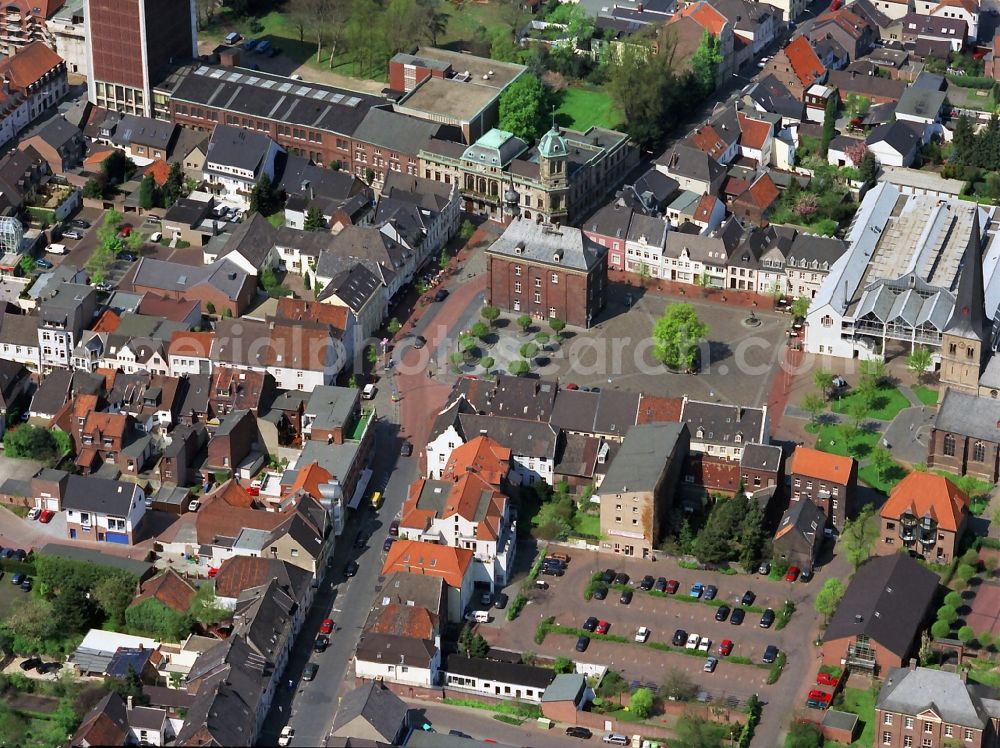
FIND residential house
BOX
[302,385,361,444]
[654,144,727,195]
[18,115,85,173]
[890,12,967,50]
[136,294,201,329]
[381,540,474,621]
[820,554,938,675]
[161,194,222,248]
[280,159,373,231]
[917,0,979,40]
[809,7,877,59]
[206,212,281,276]
[63,475,146,544]
[212,556,312,610]
[583,200,636,271]
[763,36,826,99]
[597,422,688,559]
[203,124,284,210]
[130,568,197,618]
[29,368,102,420]
[329,682,410,745]
[772,498,826,572]
[205,409,261,479]
[313,258,385,340]
[168,331,213,377]
[0,360,30,436]
[739,442,785,498]
[273,298,357,370]
[743,74,806,124]
[617,167,680,217]
[0,41,68,148]
[75,411,136,475]
[159,423,208,487]
[865,119,926,167]
[130,257,256,317]
[37,280,96,372]
[877,472,969,564]
[875,665,1000,748]
[827,69,907,103]
[732,172,781,226]
[444,655,556,704]
[71,692,130,748]
[784,231,848,300]
[0,311,41,369]
[540,673,592,724]
[379,171,462,262]
[104,114,176,164]
[787,446,857,531]
[680,397,769,461]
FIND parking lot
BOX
[483,549,827,714]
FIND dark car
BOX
[672,629,688,646]
[654,577,667,593]
[389,520,399,537]
[566,726,592,739]
[613,573,630,586]
[704,585,718,601]
[35,258,53,269]
[302,662,319,681]
[268,45,281,57]
[36,662,61,675]
[583,616,599,632]
[619,589,633,605]
[762,645,779,664]
[799,568,813,582]
[400,441,413,456]
[715,605,731,622]
[741,590,756,606]
[730,608,746,625]
[314,635,329,652]
[601,569,615,584]
[541,565,564,577]
[20,579,31,592]
[412,335,427,349]
[12,549,26,562]
[345,560,359,577]
[575,635,590,652]
[639,575,654,591]
[493,592,509,609]
[383,537,395,552]
[542,558,566,570]
[592,586,608,600]
[70,218,91,228]
[434,289,449,302]
[118,251,138,262]
[11,572,24,586]
[354,532,367,548]
[19,657,41,671]
[759,609,775,628]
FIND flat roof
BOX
[398,77,498,122]
[407,47,525,89]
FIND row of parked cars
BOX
[26,508,54,523]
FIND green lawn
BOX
[556,87,622,131]
[829,687,877,748]
[439,1,510,47]
[912,386,939,407]
[571,510,601,539]
[858,461,908,494]
[815,423,880,460]
[831,384,910,421]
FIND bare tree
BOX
[286,0,312,42]
[196,0,217,29]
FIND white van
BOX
[473,610,490,624]
[46,243,67,255]
[150,231,162,243]
[362,383,377,400]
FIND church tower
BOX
[537,125,568,221]
[940,209,992,393]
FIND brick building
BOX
[876,472,969,565]
[485,217,608,328]
[928,387,1000,483]
[787,446,857,532]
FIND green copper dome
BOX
[538,126,567,159]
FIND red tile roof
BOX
[740,173,780,211]
[636,395,683,423]
[681,1,728,36]
[131,568,196,614]
[881,473,969,533]
[737,112,773,151]
[84,148,116,170]
[783,36,825,86]
[381,540,473,590]
[168,330,214,358]
[931,0,977,14]
[442,435,510,486]
[689,124,729,161]
[275,298,350,330]
[0,41,62,92]
[283,462,333,498]
[91,309,121,334]
[788,446,854,485]
[145,159,171,187]
[138,293,199,322]
[814,8,873,40]
[369,603,438,639]
[694,194,721,223]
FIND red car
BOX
[718,639,733,656]
[785,566,800,582]
[665,579,680,594]
[320,618,334,635]
[816,673,840,687]
[39,509,54,524]
[595,620,611,635]
[118,224,132,237]
[808,690,832,702]
[207,567,219,578]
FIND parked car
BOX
[741,590,756,606]
[698,637,711,652]
[39,510,54,523]
[314,635,329,652]
[808,690,832,702]
[278,725,294,746]
[639,575,654,591]
[118,251,138,262]
[320,619,334,635]
[666,579,679,594]
[302,662,319,681]
[35,258,53,269]
[255,39,271,54]
[672,629,687,646]
[493,593,508,609]
[566,726,592,739]
[188,500,200,512]
[400,441,413,456]
[13,549,25,562]
[635,626,650,643]
[619,589,633,605]
[601,569,615,584]
[20,578,31,592]
[800,568,813,582]
[613,572,630,586]
[704,584,718,601]
[434,289,449,302]
[243,38,258,50]
[785,566,800,582]
[19,657,41,671]
[593,586,608,600]
[62,229,84,240]
[47,242,67,255]
[757,561,771,575]
[685,633,701,649]
[595,620,610,635]
[94,281,113,292]
[603,734,628,746]
[703,656,718,673]
[224,31,242,44]
[389,520,399,537]
[268,45,281,57]
[546,552,569,563]
[36,662,61,675]
[411,335,427,349]
[117,224,132,237]
[715,605,731,622]
[718,639,733,656]
[27,508,40,520]
[730,608,746,625]
[382,537,394,552]
[654,577,667,593]
[762,645,779,664]
[70,218,91,228]
[816,672,839,687]
[575,635,590,652]
[760,609,775,628]
[541,565,564,577]
[690,582,704,598]
[806,697,830,710]
[345,560,359,577]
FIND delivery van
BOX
[46,243,67,255]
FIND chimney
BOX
[909,658,917,671]
[127,695,133,710]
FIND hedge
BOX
[0,557,36,575]
[766,651,787,684]
[946,74,997,90]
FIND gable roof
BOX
[131,567,196,614]
[330,681,409,742]
[71,692,128,747]
[62,475,141,516]
[822,554,938,656]
[381,539,473,589]
[866,119,923,154]
[0,41,63,91]
[880,472,969,532]
[213,556,312,601]
[737,112,773,151]
[788,446,855,484]
[877,666,991,728]
[599,422,685,495]
[783,36,826,86]
[774,497,826,545]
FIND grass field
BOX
[858,461,908,494]
[571,510,601,539]
[912,385,939,406]
[827,688,876,748]
[815,423,880,459]
[555,87,622,131]
[831,384,910,421]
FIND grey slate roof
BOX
[61,475,142,516]
[896,86,946,121]
[305,386,359,432]
[822,554,938,657]
[111,114,176,150]
[585,201,633,240]
[877,666,990,728]
[219,212,277,267]
[656,143,725,183]
[206,124,275,174]
[486,217,605,273]
[740,442,782,472]
[355,632,437,668]
[0,310,40,347]
[458,413,557,459]
[542,673,587,703]
[355,106,442,153]
[316,259,383,312]
[787,233,847,268]
[549,389,641,439]
[132,257,250,301]
[598,422,685,495]
[681,398,767,447]
[866,120,924,154]
[934,388,1000,442]
[444,654,557,690]
[330,681,409,742]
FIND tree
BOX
[0,702,28,746]
[791,295,810,319]
[814,578,845,621]
[189,584,228,626]
[102,150,135,185]
[908,347,933,382]
[509,360,530,376]
[499,73,549,143]
[607,27,682,146]
[93,576,135,627]
[802,392,826,427]
[553,656,574,674]
[689,30,722,99]
[104,663,149,706]
[519,342,538,360]
[534,331,550,347]
[673,715,729,747]
[813,368,834,400]
[3,425,58,462]
[82,177,105,199]
[162,162,185,207]
[549,318,565,335]
[938,605,959,624]
[249,173,279,216]
[138,173,157,210]
[957,563,977,583]
[460,219,476,241]
[481,305,500,326]
[979,631,993,650]
[126,597,192,640]
[651,303,708,371]
[480,356,495,371]
[661,668,698,701]
[387,317,401,335]
[517,314,533,332]
[953,113,975,165]
[958,625,976,645]
[860,358,888,390]
[304,206,326,231]
[931,619,952,638]
[842,504,879,569]
[821,92,838,157]
[859,151,878,184]
[944,591,963,608]
[53,580,98,634]
[785,720,823,748]
[739,500,768,570]
[847,395,871,432]
[629,687,654,718]
[918,630,934,664]
[459,624,490,657]
[870,445,894,483]
[471,321,490,340]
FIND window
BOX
[943,434,956,457]
[514,281,521,293]
[534,292,541,304]
[884,714,894,726]
[290,548,299,557]
[513,300,521,311]
[943,726,953,738]
[964,729,974,740]
[903,738,912,748]
[535,277,541,287]
[905,718,914,729]
[551,273,559,284]
[549,307,557,318]
[924,723,933,734]
[921,740,931,748]
[883,732,892,745]
[514,265,521,276]
[974,441,986,462]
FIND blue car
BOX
[690,582,704,599]
[255,39,271,54]
[243,38,258,51]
